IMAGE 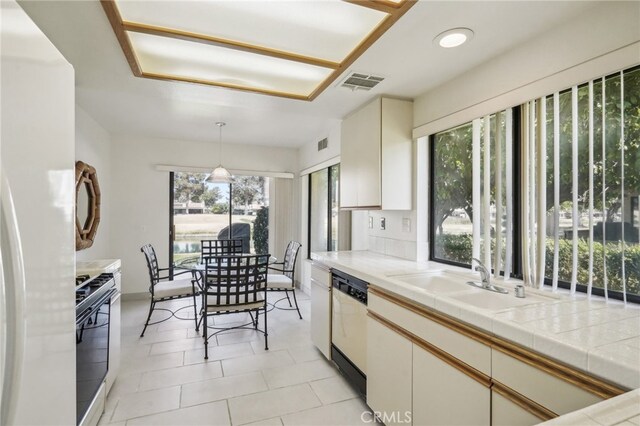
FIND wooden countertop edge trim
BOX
[492,380,558,421]
[368,285,626,399]
[368,311,492,388]
[369,285,494,345]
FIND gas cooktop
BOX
[75,273,115,315]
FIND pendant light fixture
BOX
[206,121,233,183]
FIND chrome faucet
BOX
[466,258,509,294]
[472,258,491,288]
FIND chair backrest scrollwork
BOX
[282,241,302,280]
[201,239,244,259]
[203,254,270,308]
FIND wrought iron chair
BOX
[199,254,270,359]
[139,244,199,337]
[267,241,303,319]
[200,239,244,259]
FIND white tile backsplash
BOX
[360,210,417,260]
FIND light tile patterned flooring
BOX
[99,291,371,425]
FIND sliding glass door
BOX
[308,165,341,257]
[170,172,269,269]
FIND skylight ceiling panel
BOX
[115,0,388,63]
[128,32,332,96]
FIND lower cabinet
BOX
[491,391,542,426]
[366,316,412,426]
[366,288,624,426]
[413,344,490,426]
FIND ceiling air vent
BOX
[317,138,328,151]
[339,72,385,91]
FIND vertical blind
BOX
[471,109,515,278]
[521,67,639,303]
[431,66,639,304]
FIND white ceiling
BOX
[19,1,597,149]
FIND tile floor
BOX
[99,291,371,425]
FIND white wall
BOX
[413,1,640,137]
[75,105,112,261]
[109,134,298,294]
[298,120,341,172]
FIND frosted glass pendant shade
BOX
[207,165,233,183]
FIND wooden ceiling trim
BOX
[142,72,310,101]
[103,0,417,101]
[100,0,142,76]
[308,0,417,101]
[122,21,341,70]
[342,0,398,14]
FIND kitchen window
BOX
[429,65,639,304]
[308,165,340,258]
[429,108,520,279]
[523,66,640,303]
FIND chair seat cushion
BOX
[267,274,294,289]
[153,278,195,300]
[206,293,265,313]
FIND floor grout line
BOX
[109,300,359,425]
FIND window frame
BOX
[168,172,269,276]
[307,164,340,259]
[428,106,523,278]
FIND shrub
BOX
[253,206,269,255]
[545,238,640,296]
[211,203,229,214]
[434,233,639,296]
[433,233,473,265]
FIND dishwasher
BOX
[331,269,368,396]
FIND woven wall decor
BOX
[75,161,101,251]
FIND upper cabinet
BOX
[340,96,413,210]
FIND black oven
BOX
[76,274,115,425]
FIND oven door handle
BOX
[76,288,117,326]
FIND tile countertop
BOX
[310,250,640,390]
[540,389,640,426]
[76,258,121,276]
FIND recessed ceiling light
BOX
[434,28,474,48]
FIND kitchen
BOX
[1,1,639,425]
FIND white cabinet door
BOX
[310,279,331,360]
[381,98,413,210]
[356,97,382,208]
[491,391,543,426]
[340,109,359,208]
[339,96,411,209]
[412,344,490,426]
[366,316,412,426]
[491,349,602,416]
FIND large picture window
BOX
[524,66,640,302]
[429,65,639,303]
[430,109,519,279]
[170,172,270,268]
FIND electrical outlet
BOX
[380,217,386,230]
[402,218,411,232]
[369,216,373,229]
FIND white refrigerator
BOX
[0,1,76,425]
